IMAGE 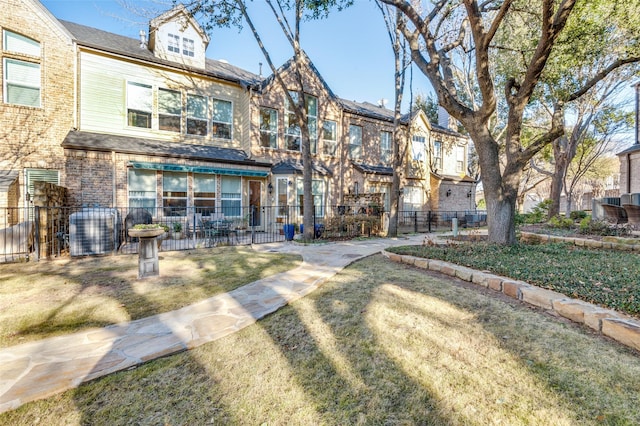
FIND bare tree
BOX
[376,2,410,237]
[379,0,640,244]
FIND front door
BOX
[249,181,262,227]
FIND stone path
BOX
[0,235,426,414]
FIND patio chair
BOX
[185,213,203,239]
[623,204,640,227]
[601,203,628,225]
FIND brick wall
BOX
[0,0,75,208]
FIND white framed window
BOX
[221,176,242,217]
[284,92,317,152]
[277,177,289,216]
[212,98,232,139]
[162,172,187,217]
[405,186,423,212]
[456,145,465,173]
[433,141,442,171]
[187,94,208,136]
[412,135,426,161]
[182,37,195,57]
[168,33,180,53]
[380,131,392,165]
[322,120,337,156]
[128,169,156,213]
[297,179,326,217]
[194,174,217,216]
[259,107,278,148]
[158,88,181,132]
[349,125,362,159]
[127,82,152,128]
[3,59,41,107]
[4,30,40,56]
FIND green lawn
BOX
[388,241,640,317]
[0,247,302,348]
[2,254,639,425]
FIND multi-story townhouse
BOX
[2,1,476,231]
[0,0,75,219]
[618,82,640,195]
[60,5,271,228]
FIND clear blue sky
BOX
[40,0,434,110]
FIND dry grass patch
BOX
[0,247,301,348]
[3,255,640,424]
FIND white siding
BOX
[78,51,248,147]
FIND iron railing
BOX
[0,205,486,263]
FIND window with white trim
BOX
[127,82,152,128]
[284,92,317,152]
[182,37,195,57]
[456,145,465,173]
[3,31,41,107]
[412,135,426,162]
[212,99,232,139]
[259,107,278,148]
[221,176,241,217]
[187,94,208,136]
[405,186,423,212]
[158,88,181,132]
[4,30,40,56]
[3,59,40,107]
[194,174,216,216]
[380,131,392,165]
[297,179,326,217]
[349,125,362,159]
[322,120,337,156]
[277,177,289,216]
[433,141,442,171]
[163,172,187,216]
[128,169,156,213]
[168,33,180,53]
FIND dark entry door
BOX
[249,181,262,227]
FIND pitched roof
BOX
[259,50,336,99]
[0,170,19,191]
[59,20,261,87]
[62,130,271,167]
[617,143,640,156]
[271,159,332,176]
[352,162,394,176]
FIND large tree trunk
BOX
[548,136,569,218]
[485,194,518,245]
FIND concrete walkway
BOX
[0,235,426,414]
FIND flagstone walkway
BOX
[0,235,426,414]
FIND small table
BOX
[203,220,238,246]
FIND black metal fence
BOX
[0,205,486,263]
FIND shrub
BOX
[578,217,630,236]
[548,215,574,229]
[569,210,587,221]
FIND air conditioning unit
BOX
[69,208,121,256]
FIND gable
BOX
[148,5,209,70]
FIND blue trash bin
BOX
[283,224,295,241]
[299,224,303,234]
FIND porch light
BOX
[467,190,472,198]
[268,182,273,194]
[446,189,452,197]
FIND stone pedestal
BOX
[128,228,165,279]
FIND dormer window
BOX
[168,33,180,53]
[182,37,195,57]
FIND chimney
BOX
[438,106,450,129]
[139,30,147,49]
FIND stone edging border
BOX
[381,249,640,353]
[520,231,640,251]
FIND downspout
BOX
[112,151,116,207]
